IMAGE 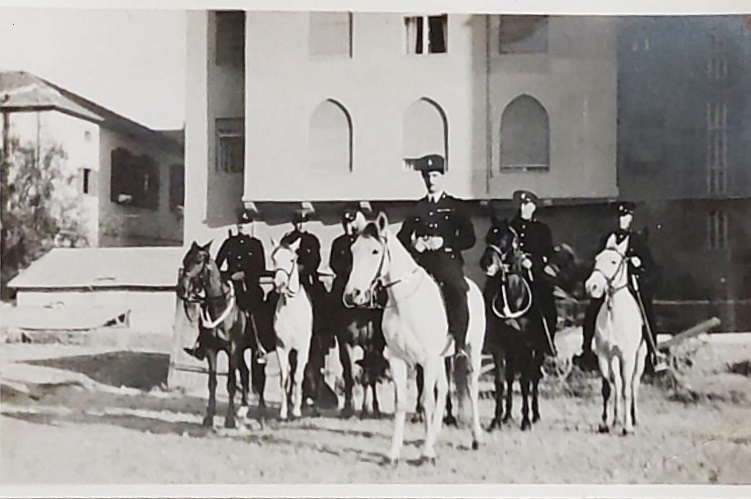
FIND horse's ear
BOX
[615,237,628,254]
[190,241,199,250]
[201,240,212,251]
[376,211,389,236]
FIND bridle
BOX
[590,247,630,310]
[272,246,302,298]
[344,234,418,309]
[178,254,236,329]
[486,232,533,320]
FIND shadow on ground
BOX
[24,351,169,390]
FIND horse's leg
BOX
[443,357,457,427]
[632,343,647,427]
[203,348,218,428]
[292,346,310,419]
[503,352,514,424]
[610,356,623,431]
[411,365,424,424]
[420,358,441,463]
[251,353,267,409]
[225,347,238,429]
[388,357,409,465]
[469,345,482,450]
[520,361,532,431]
[599,376,611,433]
[276,347,290,421]
[488,350,504,431]
[532,351,542,424]
[238,348,251,419]
[371,381,382,418]
[338,340,355,418]
[621,355,636,435]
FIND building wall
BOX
[98,127,184,247]
[4,110,100,245]
[16,288,176,332]
[239,13,617,203]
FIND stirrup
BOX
[652,354,669,373]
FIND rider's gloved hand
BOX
[428,236,444,251]
[630,256,642,268]
[521,257,533,270]
[414,237,429,253]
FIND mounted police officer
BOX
[397,153,476,362]
[184,208,267,361]
[329,208,359,306]
[575,201,668,372]
[509,189,557,355]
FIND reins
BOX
[592,247,630,311]
[487,239,533,320]
[179,256,237,329]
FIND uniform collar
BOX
[427,191,445,204]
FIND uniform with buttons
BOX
[215,229,267,310]
[397,154,476,353]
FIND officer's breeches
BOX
[421,255,470,348]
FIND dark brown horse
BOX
[176,241,268,428]
[480,219,547,431]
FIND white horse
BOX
[270,239,314,421]
[344,212,485,464]
[584,236,647,435]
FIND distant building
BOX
[0,71,185,247]
[618,17,751,329]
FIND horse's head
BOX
[271,238,300,294]
[480,217,520,278]
[177,240,212,302]
[344,211,390,308]
[585,238,629,300]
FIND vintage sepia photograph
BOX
[1,1,751,493]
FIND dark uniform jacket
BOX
[509,215,554,275]
[215,233,266,282]
[397,193,476,263]
[330,234,355,284]
[280,229,322,282]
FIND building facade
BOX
[1,71,185,248]
[184,12,618,285]
[618,16,751,329]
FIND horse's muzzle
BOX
[343,287,371,308]
[585,276,604,299]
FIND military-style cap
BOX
[617,201,636,216]
[237,209,255,224]
[407,154,446,174]
[342,209,358,223]
[513,189,539,206]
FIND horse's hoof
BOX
[410,413,424,424]
[202,416,214,428]
[426,457,437,466]
[444,414,458,427]
[486,418,501,432]
[225,418,237,429]
[502,415,513,424]
[472,440,480,451]
[387,457,399,468]
[521,419,531,431]
[622,427,633,436]
[598,423,610,434]
[532,413,541,423]
[341,407,355,419]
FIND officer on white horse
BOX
[576,201,668,373]
[396,153,476,363]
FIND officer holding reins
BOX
[575,201,668,372]
[397,153,476,363]
[184,209,267,361]
[509,190,558,356]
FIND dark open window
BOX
[169,163,184,212]
[405,15,447,55]
[110,148,160,210]
[216,11,245,67]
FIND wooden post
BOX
[658,317,722,350]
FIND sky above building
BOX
[0,8,185,130]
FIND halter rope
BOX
[487,242,533,320]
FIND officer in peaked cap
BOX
[509,189,558,355]
[184,208,267,361]
[329,208,360,301]
[575,201,668,372]
[397,153,476,364]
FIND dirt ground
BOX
[2,329,751,485]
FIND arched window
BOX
[309,100,352,172]
[402,98,448,168]
[500,95,549,171]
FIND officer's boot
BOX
[644,326,669,373]
[573,300,600,371]
[183,336,206,361]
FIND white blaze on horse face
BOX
[585,248,623,299]
[345,233,384,306]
